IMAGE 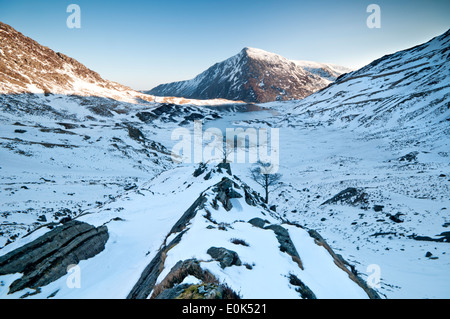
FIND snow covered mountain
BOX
[0,22,143,102]
[0,22,239,106]
[279,29,450,131]
[256,28,450,298]
[146,47,352,103]
[0,21,449,300]
[0,22,378,300]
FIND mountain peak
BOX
[148,48,349,103]
[240,47,283,61]
[241,46,268,54]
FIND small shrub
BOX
[230,238,249,247]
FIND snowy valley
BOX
[0,21,449,300]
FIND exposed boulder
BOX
[193,163,208,177]
[244,188,262,206]
[212,178,242,211]
[248,217,268,228]
[398,151,419,162]
[388,212,404,223]
[193,163,231,179]
[321,187,369,208]
[0,220,109,294]
[207,247,242,269]
[288,274,317,299]
[373,205,384,212]
[136,111,156,123]
[126,125,145,142]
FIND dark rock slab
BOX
[264,224,303,269]
[127,125,145,142]
[168,195,207,235]
[388,212,404,223]
[248,217,268,228]
[409,231,450,243]
[373,205,384,212]
[288,273,317,299]
[127,232,185,299]
[0,220,109,294]
[207,247,242,269]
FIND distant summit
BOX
[146,47,352,103]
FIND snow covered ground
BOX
[0,28,448,300]
[1,98,448,298]
[0,93,379,299]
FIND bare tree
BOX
[250,161,282,204]
[221,136,235,163]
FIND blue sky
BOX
[0,0,449,90]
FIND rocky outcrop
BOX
[409,231,450,243]
[211,178,243,211]
[207,247,242,269]
[127,232,185,299]
[265,224,303,270]
[321,187,369,208]
[126,125,146,142]
[129,169,381,300]
[0,22,135,97]
[137,104,221,126]
[248,217,269,228]
[398,151,419,162]
[308,229,381,299]
[168,196,207,235]
[0,220,109,294]
[152,259,240,299]
[216,163,232,176]
[127,189,208,299]
[288,274,317,299]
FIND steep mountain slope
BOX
[0,22,239,106]
[0,22,142,102]
[279,29,449,132]
[147,47,351,103]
